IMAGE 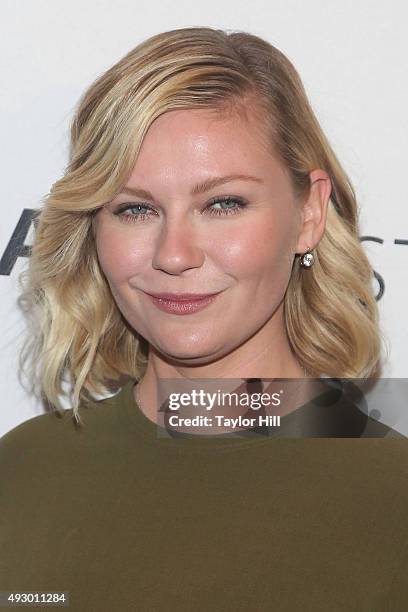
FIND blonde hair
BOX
[17,26,385,422]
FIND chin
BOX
[151,340,224,365]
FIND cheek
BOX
[216,216,295,281]
[95,224,146,282]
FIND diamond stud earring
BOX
[300,247,315,268]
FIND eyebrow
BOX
[119,174,264,200]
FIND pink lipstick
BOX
[144,291,222,315]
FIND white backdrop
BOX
[1,0,407,437]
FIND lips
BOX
[144,291,222,315]
[145,292,221,301]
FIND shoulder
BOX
[0,408,80,479]
[0,411,74,501]
[0,390,124,477]
[0,393,128,511]
[362,416,407,438]
[0,409,74,453]
[305,379,407,438]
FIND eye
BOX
[206,196,248,217]
[114,203,154,223]
[113,196,248,224]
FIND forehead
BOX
[128,105,286,186]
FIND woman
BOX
[1,26,407,610]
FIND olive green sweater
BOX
[1,379,408,611]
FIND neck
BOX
[133,313,316,425]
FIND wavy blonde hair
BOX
[17,26,385,421]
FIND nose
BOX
[151,216,205,275]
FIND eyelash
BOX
[113,196,247,224]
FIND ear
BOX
[295,169,332,254]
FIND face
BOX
[94,106,302,366]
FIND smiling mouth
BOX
[144,292,222,315]
[145,291,222,300]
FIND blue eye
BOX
[114,196,247,224]
[207,197,247,216]
[115,203,152,222]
